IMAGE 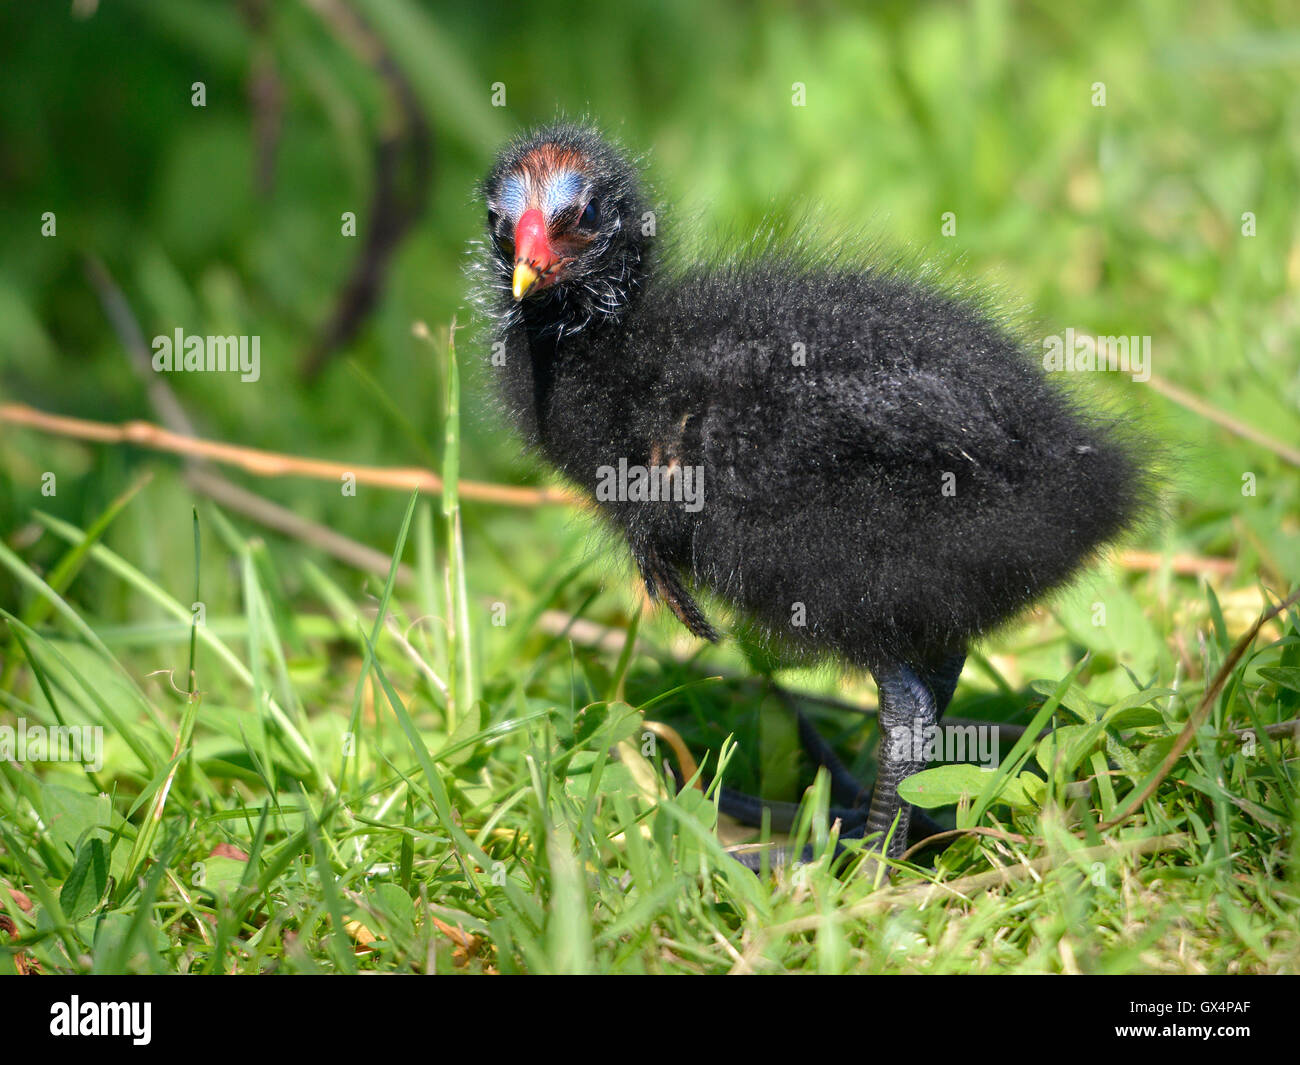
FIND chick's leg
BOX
[726,650,964,873]
[847,660,939,859]
[719,651,965,833]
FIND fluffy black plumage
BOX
[473,121,1153,864]
[476,122,1149,669]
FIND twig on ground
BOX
[0,402,1236,578]
[0,403,575,507]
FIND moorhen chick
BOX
[472,122,1150,871]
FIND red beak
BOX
[512,208,554,300]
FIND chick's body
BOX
[496,258,1144,670]
[477,121,1152,865]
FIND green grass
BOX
[1,324,1297,974]
[1,0,1299,974]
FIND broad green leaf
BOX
[60,837,111,921]
[900,763,1034,810]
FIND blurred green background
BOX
[1,0,1297,629]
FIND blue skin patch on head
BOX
[498,175,529,220]
[499,169,588,224]
[543,170,586,217]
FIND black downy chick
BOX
[474,122,1151,869]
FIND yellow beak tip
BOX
[512,263,540,301]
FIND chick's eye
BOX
[578,199,599,229]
